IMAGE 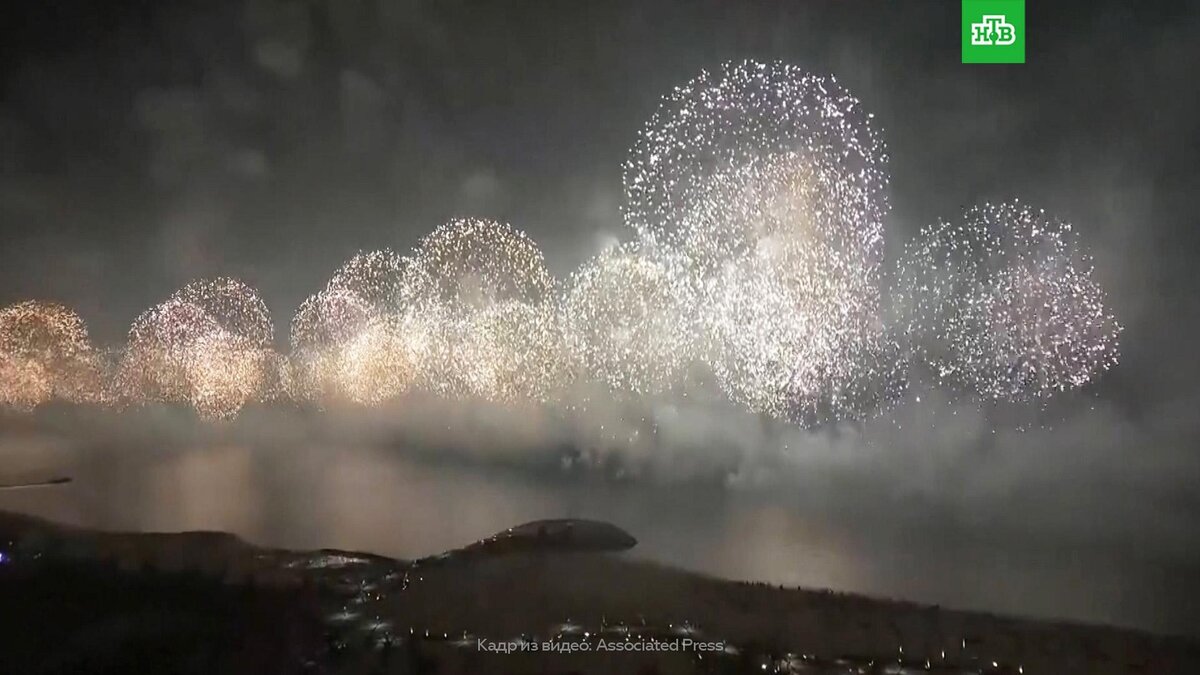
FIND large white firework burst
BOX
[120,297,220,403]
[0,63,1126,429]
[184,330,273,419]
[624,60,888,270]
[459,299,568,403]
[290,288,377,355]
[708,239,903,424]
[287,287,378,402]
[624,60,898,423]
[897,201,1122,401]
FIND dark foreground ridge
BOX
[0,476,72,490]
[0,510,1196,675]
[424,518,638,565]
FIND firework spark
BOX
[561,243,700,395]
[407,218,562,402]
[327,248,427,312]
[332,313,428,405]
[897,201,1122,401]
[707,239,903,424]
[289,247,443,405]
[410,218,553,310]
[291,287,378,352]
[0,300,102,409]
[624,60,887,269]
[285,221,564,406]
[623,60,898,423]
[118,279,275,418]
[0,64,1123,429]
[289,287,378,400]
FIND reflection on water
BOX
[1,428,1197,638]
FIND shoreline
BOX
[2,509,1197,674]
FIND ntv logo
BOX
[962,0,1025,63]
[971,15,1017,46]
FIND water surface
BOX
[1,409,1196,638]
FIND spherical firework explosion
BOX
[283,223,562,406]
[0,354,51,412]
[0,300,102,409]
[327,248,425,312]
[170,277,273,349]
[184,330,273,419]
[0,301,92,361]
[291,246,455,405]
[897,201,1122,401]
[409,218,562,401]
[288,287,376,402]
[623,60,898,423]
[410,218,553,309]
[119,297,221,403]
[118,278,275,418]
[290,288,377,355]
[561,244,700,395]
[624,60,887,270]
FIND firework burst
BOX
[461,300,568,403]
[561,243,700,395]
[288,290,374,402]
[327,248,427,312]
[0,300,102,409]
[119,278,275,418]
[624,60,888,269]
[623,60,898,423]
[707,240,903,424]
[332,313,430,405]
[410,218,553,309]
[408,218,561,401]
[897,201,1122,401]
[0,63,1124,429]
